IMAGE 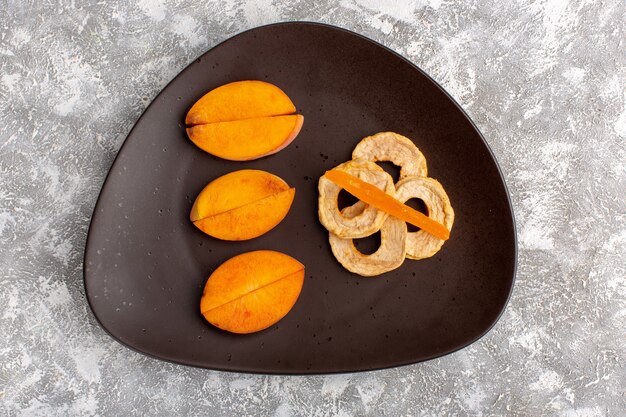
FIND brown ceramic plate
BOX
[84,22,516,374]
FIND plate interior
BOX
[84,22,516,374]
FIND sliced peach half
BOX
[186,114,303,161]
[200,250,305,334]
[186,80,297,126]
[185,80,303,160]
[190,169,295,241]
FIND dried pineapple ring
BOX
[394,177,454,260]
[318,159,394,238]
[352,132,428,180]
[329,203,407,276]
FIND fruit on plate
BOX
[317,131,454,276]
[200,250,305,334]
[329,203,407,276]
[394,177,454,259]
[186,115,303,161]
[185,80,303,160]
[186,80,297,125]
[318,159,394,238]
[352,131,428,180]
[191,169,295,241]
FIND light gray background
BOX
[1,0,624,415]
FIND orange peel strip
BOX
[324,169,450,241]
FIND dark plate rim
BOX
[83,21,518,375]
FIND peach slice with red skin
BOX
[190,169,295,241]
[200,250,305,334]
[186,114,303,161]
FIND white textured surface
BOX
[1,0,625,415]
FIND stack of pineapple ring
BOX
[318,132,455,276]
